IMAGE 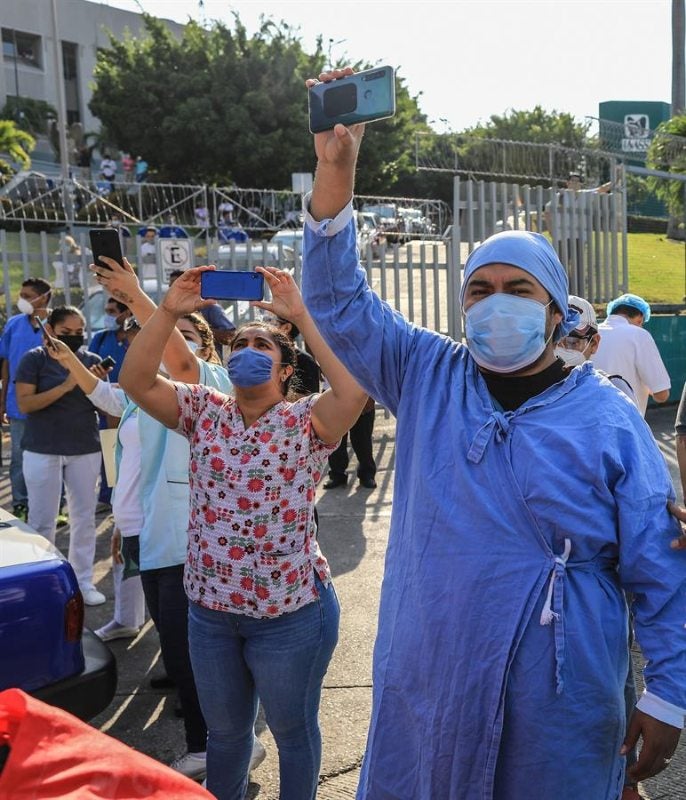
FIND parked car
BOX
[355,211,386,258]
[397,207,435,236]
[360,203,399,234]
[0,508,117,720]
[216,229,301,270]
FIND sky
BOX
[99,0,674,133]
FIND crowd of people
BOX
[2,69,686,800]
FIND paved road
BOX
[2,403,685,799]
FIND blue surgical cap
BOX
[459,230,580,339]
[606,293,651,322]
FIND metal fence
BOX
[415,131,620,188]
[0,175,452,241]
[1,225,456,340]
[451,178,626,311]
[1,178,623,341]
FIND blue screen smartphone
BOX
[308,66,396,134]
[200,270,264,301]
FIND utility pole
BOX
[50,0,70,181]
[673,0,685,115]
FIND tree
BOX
[89,15,428,193]
[0,96,56,136]
[646,114,686,236]
[464,106,590,149]
[0,119,35,179]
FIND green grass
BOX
[626,232,686,304]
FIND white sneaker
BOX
[81,587,106,606]
[250,738,266,772]
[170,751,207,781]
[94,620,140,641]
[197,740,264,789]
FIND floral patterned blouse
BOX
[174,384,338,618]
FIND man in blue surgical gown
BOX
[300,69,685,800]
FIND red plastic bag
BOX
[0,689,213,799]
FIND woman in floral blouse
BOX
[119,265,368,800]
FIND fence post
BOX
[40,231,50,281]
[2,230,12,319]
[449,175,462,341]
[19,225,30,281]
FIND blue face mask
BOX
[464,293,554,374]
[227,347,275,387]
[103,314,118,331]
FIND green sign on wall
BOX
[599,100,671,163]
[599,100,672,218]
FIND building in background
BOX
[0,0,182,141]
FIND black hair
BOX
[230,322,297,396]
[612,304,643,320]
[106,297,129,314]
[183,312,221,364]
[48,305,85,328]
[279,319,300,340]
[22,277,51,297]
[169,269,185,281]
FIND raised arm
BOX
[301,68,429,416]
[119,266,216,429]
[90,255,201,383]
[253,267,367,444]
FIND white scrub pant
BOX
[113,558,146,629]
[23,450,101,588]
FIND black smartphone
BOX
[200,270,264,301]
[34,315,56,350]
[89,228,124,271]
[308,66,396,134]
[100,355,116,370]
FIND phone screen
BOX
[89,228,124,271]
[200,270,264,301]
[309,66,396,133]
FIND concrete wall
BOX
[0,0,184,133]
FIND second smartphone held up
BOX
[308,66,396,133]
[200,270,264,301]
[89,228,124,271]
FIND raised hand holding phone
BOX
[251,267,305,324]
[308,65,395,133]
[160,265,217,319]
[89,228,124,271]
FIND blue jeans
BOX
[188,573,340,800]
[8,418,27,506]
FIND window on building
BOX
[62,41,80,125]
[2,29,42,69]
[62,41,77,80]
